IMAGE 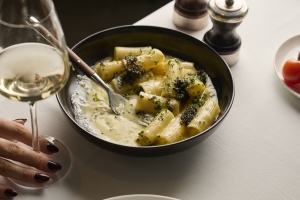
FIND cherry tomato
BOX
[282,56,300,85]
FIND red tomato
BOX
[282,58,300,85]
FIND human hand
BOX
[0,118,62,199]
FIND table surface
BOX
[1,0,300,199]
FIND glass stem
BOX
[29,101,40,153]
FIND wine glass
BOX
[0,0,72,188]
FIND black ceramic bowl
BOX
[56,25,234,157]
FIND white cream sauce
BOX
[71,75,145,146]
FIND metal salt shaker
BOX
[173,0,209,31]
[203,0,248,66]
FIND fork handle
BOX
[66,47,95,76]
[32,22,96,77]
[33,23,110,92]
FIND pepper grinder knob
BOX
[173,0,209,31]
[203,0,248,66]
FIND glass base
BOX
[8,135,72,189]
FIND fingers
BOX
[0,118,63,195]
[0,138,62,174]
[0,184,17,199]
[0,158,50,185]
[0,118,59,155]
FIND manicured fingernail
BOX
[4,189,17,197]
[13,118,27,124]
[47,161,62,171]
[34,173,50,182]
[46,143,59,153]
[14,118,27,122]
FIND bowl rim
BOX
[56,25,235,151]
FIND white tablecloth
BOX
[1,0,300,199]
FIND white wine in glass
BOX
[0,0,72,188]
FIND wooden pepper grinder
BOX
[203,0,248,66]
[173,0,209,31]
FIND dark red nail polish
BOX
[4,189,17,197]
[47,161,62,171]
[34,173,50,182]
[46,143,59,153]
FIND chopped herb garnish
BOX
[138,131,144,137]
[92,94,100,102]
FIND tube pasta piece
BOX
[181,62,195,69]
[137,109,174,146]
[161,58,182,98]
[186,100,220,136]
[181,68,196,77]
[180,88,210,114]
[135,92,180,116]
[200,88,211,100]
[151,62,166,75]
[156,116,186,145]
[181,62,196,77]
[139,75,163,95]
[111,74,150,94]
[153,75,164,80]
[185,78,206,98]
[114,46,152,60]
[95,60,124,81]
[136,48,165,71]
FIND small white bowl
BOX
[104,194,179,200]
[274,34,300,98]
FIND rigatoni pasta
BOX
[161,58,182,98]
[185,78,206,98]
[186,100,220,136]
[156,116,186,145]
[95,60,124,81]
[137,109,174,146]
[114,46,152,61]
[136,48,165,71]
[135,92,180,116]
[138,75,163,95]
[73,46,220,147]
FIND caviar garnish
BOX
[122,93,131,100]
[118,55,145,86]
[196,69,207,85]
[136,111,154,124]
[133,86,143,95]
[180,104,199,126]
[165,99,174,112]
[173,77,190,102]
